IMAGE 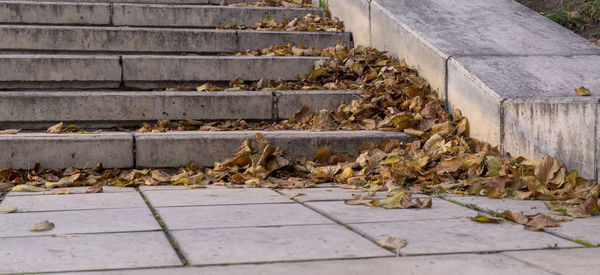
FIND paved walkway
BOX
[0,185,599,274]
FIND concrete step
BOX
[0,54,326,89]
[0,25,350,53]
[0,131,413,169]
[0,2,322,27]
[7,0,254,5]
[0,90,361,129]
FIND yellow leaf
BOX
[11,184,46,192]
[312,145,330,163]
[0,129,20,135]
[30,220,55,232]
[0,208,16,214]
[46,122,63,134]
[283,193,305,199]
[575,86,591,96]
[470,213,503,223]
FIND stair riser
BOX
[0,90,361,129]
[114,5,323,28]
[0,55,325,89]
[0,2,110,25]
[0,26,350,53]
[0,131,412,169]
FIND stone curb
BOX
[320,0,600,179]
[0,131,413,169]
[1,2,322,26]
[0,25,350,53]
[0,90,361,129]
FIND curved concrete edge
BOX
[0,90,361,129]
[134,130,414,168]
[320,0,600,179]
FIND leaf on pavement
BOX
[0,129,20,135]
[11,184,45,192]
[524,214,560,231]
[377,234,407,256]
[470,213,504,223]
[30,220,55,232]
[85,183,103,193]
[46,122,63,134]
[575,86,591,96]
[0,208,16,214]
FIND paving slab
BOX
[0,132,134,169]
[279,187,388,202]
[64,253,552,275]
[0,231,181,274]
[0,1,110,25]
[0,208,159,237]
[306,198,476,223]
[545,217,600,246]
[171,224,392,265]
[139,185,227,192]
[447,55,600,179]
[14,0,253,3]
[0,192,147,212]
[275,90,362,119]
[369,0,600,99]
[6,186,135,196]
[445,195,551,215]
[157,203,332,230]
[142,188,291,207]
[0,54,121,89]
[350,218,581,255]
[122,56,325,89]
[504,248,600,275]
[443,195,600,245]
[0,91,274,129]
[135,130,413,167]
[113,4,323,27]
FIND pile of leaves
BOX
[217,13,343,32]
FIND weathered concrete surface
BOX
[64,254,552,275]
[157,203,333,230]
[0,1,110,25]
[237,30,351,50]
[6,186,135,196]
[0,91,274,129]
[0,132,133,169]
[350,219,581,255]
[369,0,600,98]
[0,25,349,52]
[275,90,361,119]
[171,224,392,265]
[279,187,388,202]
[325,0,371,46]
[444,195,600,246]
[504,248,600,275]
[0,232,181,274]
[0,25,238,52]
[0,54,121,89]
[142,188,290,207]
[134,130,413,167]
[15,0,255,4]
[504,97,598,179]
[450,55,600,178]
[0,192,147,211]
[0,208,159,237]
[122,56,325,89]
[113,4,323,27]
[307,199,476,223]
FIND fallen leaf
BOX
[524,214,560,231]
[30,220,55,232]
[498,210,528,224]
[283,193,305,199]
[0,129,20,135]
[46,122,63,134]
[382,192,413,209]
[54,188,71,195]
[470,213,504,223]
[0,208,16,214]
[377,234,407,256]
[575,86,591,96]
[11,184,45,192]
[85,183,103,193]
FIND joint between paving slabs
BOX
[109,3,114,26]
[136,187,189,266]
[272,189,397,254]
[272,91,279,121]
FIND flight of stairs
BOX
[0,0,411,169]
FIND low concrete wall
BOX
[321,0,600,179]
